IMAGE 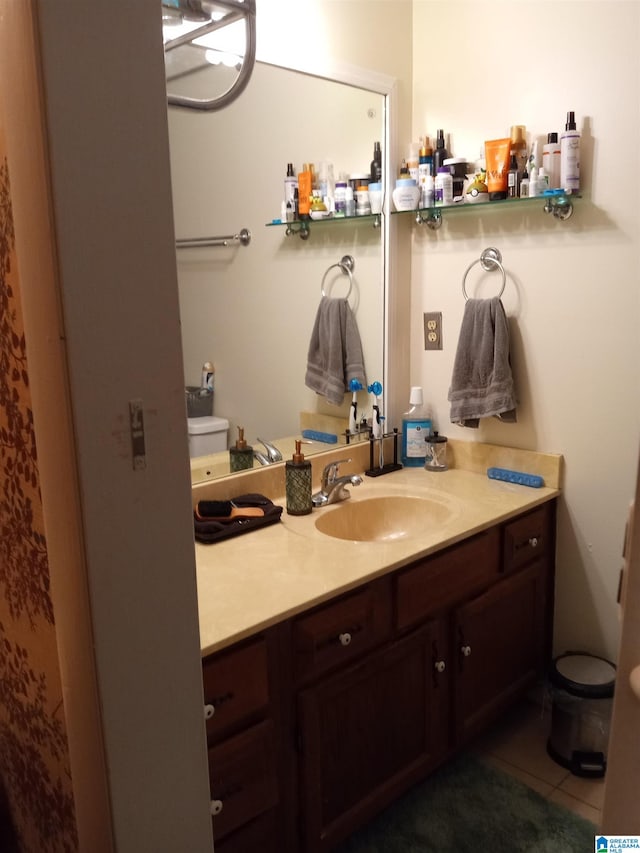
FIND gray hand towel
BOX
[448,297,517,428]
[305,298,367,406]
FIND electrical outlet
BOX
[424,312,442,350]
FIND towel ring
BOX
[462,248,506,301]
[321,255,355,300]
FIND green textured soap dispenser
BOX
[229,426,253,472]
[285,440,312,516]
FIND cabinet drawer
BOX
[503,504,552,575]
[293,579,392,683]
[213,808,279,853]
[208,719,278,843]
[202,638,269,741]
[396,527,500,630]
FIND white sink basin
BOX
[314,495,454,542]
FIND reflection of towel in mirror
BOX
[305,298,367,406]
[448,297,517,428]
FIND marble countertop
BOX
[195,442,562,657]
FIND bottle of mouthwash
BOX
[401,386,432,467]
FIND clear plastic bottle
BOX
[401,387,432,467]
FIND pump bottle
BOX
[433,129,449,176]
[285,440,312,515]
[401,387,432,467]
[560,111,580,194]
[370,141,382,183]
[229,427,253,472]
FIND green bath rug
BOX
[335,753,596,853]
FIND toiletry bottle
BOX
[334,179,347,216]
[370,141,382,183]
[537,167,550,194]
[345,185,355,217]
[229,426,253,472]
[407,143,419,184]
[285,440,312,515]
[510,125,528,178]
[434,167,453,205]
[519,168,529,198]
[528,165,538,198]
[507,154,519,198]
[542,133,561,189]
[284,163,297,207]
[401,386,432,467]
[560,110,580,194]
[433,129,449,175]
[398,159,410,179]
[297,166,312,220]
[418,139,433,206]
[201,361,215,392]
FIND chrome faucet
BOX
[255,438,282,464]
[312,459,363,507]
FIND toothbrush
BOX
[368,382,383,438]
[368,382,384,467]
[349,379,363,436]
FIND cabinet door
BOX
[208,719,279,845]
[297,624,445,853]
[453,562,546,745]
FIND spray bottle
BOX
[401,387,432,467]
[560,110,580,194]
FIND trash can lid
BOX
[550,652,616,698]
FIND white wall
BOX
[411,0,640,661]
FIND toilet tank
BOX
[187,416,229,458]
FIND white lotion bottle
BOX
[543,132,562,189]
[560,111,580,194]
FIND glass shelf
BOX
[266,213,381,239]
[392,192,579,229]
[266,193,579,237]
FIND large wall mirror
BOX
[167,57,390,482]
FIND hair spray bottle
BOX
[560,111,580,194]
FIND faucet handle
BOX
[322,458,352,486]
[256,437,282,463]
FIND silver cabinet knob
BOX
[434,660,446,673]
[204,704,215,720]
[338,632,352,646]
[529,537,539,547]
[210,800,223,816]
[461,644,472,657]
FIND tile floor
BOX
[471,698,604,828]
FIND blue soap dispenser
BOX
[401,386,432,467]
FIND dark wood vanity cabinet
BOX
[201,631,284,853]
[200,500,556,852]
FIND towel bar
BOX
[462,247,506,300]
[321,255,355,300]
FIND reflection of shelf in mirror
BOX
[266,213,382,239]
[392,192,580,230]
